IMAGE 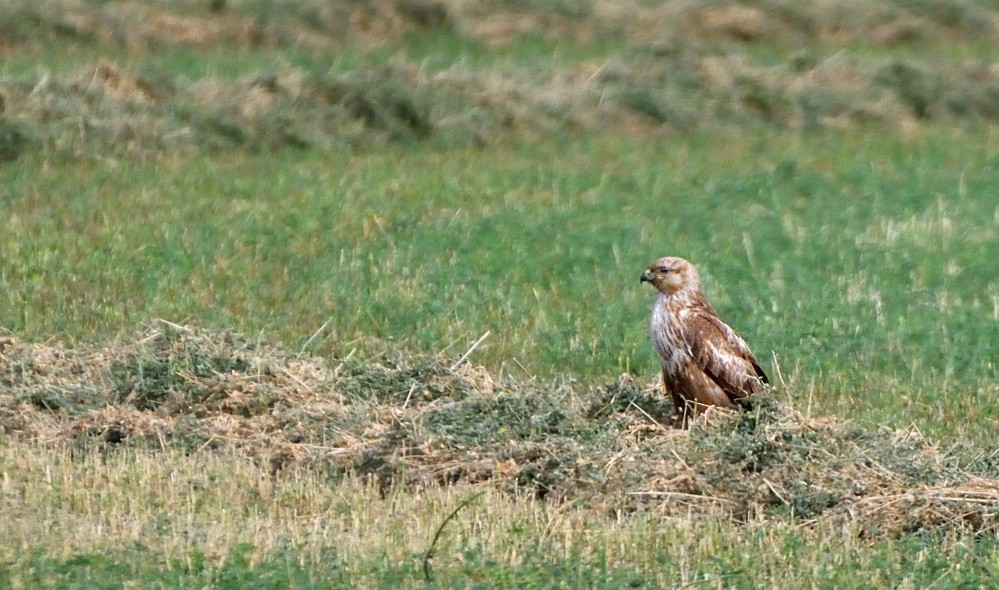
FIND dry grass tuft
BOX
[5,0,998,54]
[5,1,999,159]
[2,321,997,538]
[8,52,999,160]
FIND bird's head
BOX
[640,256,701,296]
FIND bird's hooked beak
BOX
[640,271,652,284]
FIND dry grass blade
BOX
[422,491,485,581]
[450,331,490,371]
[1,322,998,538]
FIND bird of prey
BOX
[640,256,769,424]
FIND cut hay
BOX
[4,0,998,53]
[1,320,997,538]
[7,2,999,159]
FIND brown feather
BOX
[682,308,766,402]
[642,256,768,425]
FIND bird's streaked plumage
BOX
[640,256,768,425]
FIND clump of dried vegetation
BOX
[2,320,997,539]
[4,0,999,159]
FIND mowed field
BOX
[2,0,999,587]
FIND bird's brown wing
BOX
[680,309,768,402]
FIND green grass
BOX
[4,0,999,586]
[2,445,997,589]
[3,129,998,442]
[6,536,997,589]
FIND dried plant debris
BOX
[4,1,998,51]
[1,320,997,538]
[5,2,999,158]
[6,53,999,161]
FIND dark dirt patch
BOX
[1,321,997,538]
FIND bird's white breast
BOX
[650,295,680,363]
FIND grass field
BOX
[3,0,999,587]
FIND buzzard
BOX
[640,256,768,424]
